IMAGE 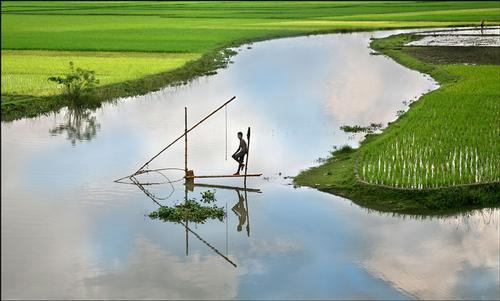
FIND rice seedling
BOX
[358,65,499,188]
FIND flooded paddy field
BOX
[407,26,500,47]
[2,29,499,299]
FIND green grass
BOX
[2,1,500,120]
[295,33,499,214]
[1,48,235,121]
[2,50,200,96]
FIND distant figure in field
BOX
[481,20,485,34]
[232,131,248,175]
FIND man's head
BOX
[237,132,243,139]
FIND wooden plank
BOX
[185,182,262,193]
[185,173,262,179]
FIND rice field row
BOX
[1,50,200,96]
[2,1,499,99]
[358,65,500,189]
[3,1,499,21]
[2,2,500,53]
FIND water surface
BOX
[2,29,499,300]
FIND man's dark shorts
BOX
[232,151,247,164]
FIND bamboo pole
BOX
[184,104,188,256]
[184,107,188,177]
[244,127,251,186]
[133,96,236,175]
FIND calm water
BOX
[2,29,499,300]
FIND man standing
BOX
[232,131,248,175]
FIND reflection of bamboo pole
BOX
[225,203,228,255]
[134,96,236,174]
[178,220,237,268]
[185,185,189,256]
[129,176,163,207]
[244,127,250,186]
[132,176,236,267]
[244,186,250,237]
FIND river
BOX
[2,29,498,299]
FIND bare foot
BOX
[233,172,240,176]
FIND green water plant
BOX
[340,123,383,134]
[148,190,224,224]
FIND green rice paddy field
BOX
[295,34,500,212]
[2,1,500,98]
[357,64,499,189]
[2,1,500,210]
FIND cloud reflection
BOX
[83,237,238,300]
[361,210,500,299]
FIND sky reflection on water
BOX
[1,29,498,300]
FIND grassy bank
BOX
[295,34,499,214]
[1,48,234,121]
[2,1,500,120]
[2,50,200,96]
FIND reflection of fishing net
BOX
[115,168,185,203]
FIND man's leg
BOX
[239,154,245,171]
[234,153,244,175]
[232,153,240,174]
[233,153,241,175]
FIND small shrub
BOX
[48,62,99,105]
[330,145,353,156]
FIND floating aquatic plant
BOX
[148,190,224,224]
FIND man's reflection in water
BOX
[232,190,250,237]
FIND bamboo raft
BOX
[185,173,262,179]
